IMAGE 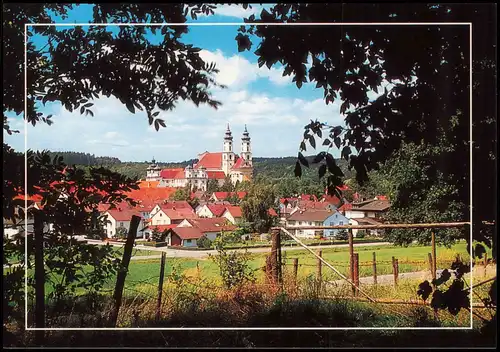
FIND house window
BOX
[298,230,304,235]
[160,213,162,217]
[110,231,113,235]
[185,239,191,244]
[120,222,124,227]
[330,222,334,226]
[339,221,343,225]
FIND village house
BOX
[149,206,198,226]
[286,208,349,238]
[167,217,238,248]
[103,209,146,239]
[195,203,228,218]
[222,205,243,225]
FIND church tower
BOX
[222,124,235,175]
[146,158,161,181]
[240,125,252,167]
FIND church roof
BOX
[194,152,223,169]
[206,170,226,179]
[160,168,184,179]
[232,156,251,169]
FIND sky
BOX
[4,4,386,163]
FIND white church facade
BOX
[145,125,253,191]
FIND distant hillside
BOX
[46,151,354,187]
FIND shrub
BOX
[197,234,212,249]
[356,230,366,239]
[115,226,128,239]
[151,228,166,242]
[335,229,349,241]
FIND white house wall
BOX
[196,205,215,218]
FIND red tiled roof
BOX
[268,208,278,217]
[185,218,237,233]
[321,194,342,206]
[338,203,353,212]
[138,180,160,188]
[160,168,184,179]
[159,201,192,211]
[106,209,142,221]
[299,194,318,202]
[355,199,391,212]
[194,152,222,169]
[163,208,198,220]
[125,187,177,203]
[206,171,226,179]
[171,227,204,240]
[212,192,247,200]
[288,209,334,222]
[206,204,228,217]
[352,217,384,225]
[376,195,388,200]
[232,157,244,169]
[224,205,242,218]
[149,224,177,232]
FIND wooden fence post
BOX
[293,258,299,287]
[372,252,377,285]
[156,252,166,321]
[348,229,355,295]
[277,228,283,286]
[353,253,360,296]
[392,256,399,287]
[34,212,45,344]
[270,229,280,287]
[431,231,437,283]
[109,215,141,327]
[317,250,323,294]
[484,253,488,277]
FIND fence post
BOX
[372,252,377,285]
[317,250,323,295]
[484,253,488,277]
[348,229,355,295]
[277,228,283,286]
[392,256,399,287]
[431,231,437,283]
[270,229,280,286]
[109,215,141,327]
[156,252,166,321]
[293,258,299,288]
[34,212,45,344]
[353,253,360,296]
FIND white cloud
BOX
[5,50,351,161]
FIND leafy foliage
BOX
[151,227,166,242]
[115,226,128,239]
[241,184,278,233]
[335,229,349,241]
[196,234,212,249]
[210,236,256,289]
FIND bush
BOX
[151,228,166,242]
[197,234,212,249]
[335,229,349,241]
[115,226,128,239]
[356,230,366,239]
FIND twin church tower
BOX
[146,124,253,190]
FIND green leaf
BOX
[294,161,302,178]
[341,146,352,161]
[309,136,316,149]
[334,137,341,149]
[126,101,135,114]
[300,141,307,152]
[322,138,331,146]
[298,152,309,167]
[319,164,327,179]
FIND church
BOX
[145,124,253,191]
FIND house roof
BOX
[160,168,184,179]
[106,209,142,222]
[158,201,193,211]
[163,208,198,220]
[338,203,353,212]
[320,194,342,206]
[205,204,228,217]
[206,171,226,179]
[125,187,177,203]
[354,199,391,212]
[232,156,251,169]
[171,227,204,240]
[185,218,237,233]
[287,209,335,222]
[351,217,384,226]
[212,191,247,200]
[268,208,278,217]
[149,224,177,232]
[223,205,242,218]
[137,180,159,188]
[194,152,222,169]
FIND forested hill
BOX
[45,151,353,184]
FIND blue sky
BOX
[5,4,386,162]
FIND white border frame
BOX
[24,21,474,331]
